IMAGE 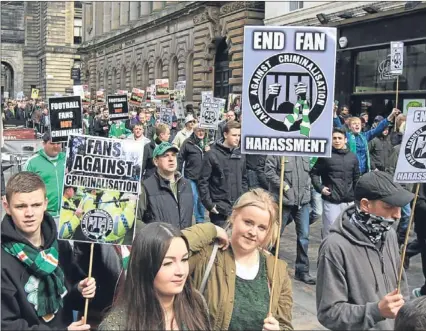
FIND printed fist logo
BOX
[405,124,426,169]
[203,109,217,124]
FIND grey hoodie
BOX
[316,205,409,330]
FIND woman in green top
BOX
[98,223,211,330]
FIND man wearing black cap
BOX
[316,171,411,330]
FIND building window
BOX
[169,56,179,88]
[214,38,230,101]
[289,1,303,11]
[74,18,82,44]
[121,66,127,90]
[131,64,137,88]
[142,62,149,87]
[155,59,163,79]
[186,53,194,101]
[355,42,426,93]
[74,1,82,9]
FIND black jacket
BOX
[246,154,269,189]
[415,183,426,239]
[93,117,109,137]
[178,135,205,181]
[139,172,193,229]
[310,148,360,204]
[142,140,157,180]
[198,142,248,215]
[1,166,5,197]
[390,131,403,147]
[1,213,85,331]
[368,134,393,171]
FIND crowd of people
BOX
[1,94,426,331]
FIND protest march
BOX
[2,3,426,331]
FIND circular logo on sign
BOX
[81,209,113,241]
[203,109,217,124]
[248,53,328,134]
[404,125,426,169]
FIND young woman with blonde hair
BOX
[183,188,293,331]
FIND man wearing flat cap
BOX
[138,142,193,229]
[316,171,411,331]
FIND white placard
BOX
[390,41,404,75]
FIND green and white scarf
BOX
[2,240,67,319]
[284,99,311,137]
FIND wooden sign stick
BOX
[396,75,400,108]
[268,156,285,314]
[82,242,95,324]
[397,183,420,293]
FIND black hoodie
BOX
[1,213,85,330]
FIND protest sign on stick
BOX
[393,107,426,292]
[155,79,170,100]
[390,41,404,107]
[174,81,186,101]
[96,90,106,104]
[200,93,220,130]
[129,88,145,106]
[159,107,173,127]
[241,26,336,158]
[48,96,83,143]
[31,88,39,99]
[58,134,142,246]
[107,94,129,120]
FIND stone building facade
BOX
[79,1,265,105]
[1,1,82,99]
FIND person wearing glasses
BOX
[172,114,195,149]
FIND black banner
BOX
[107,94,129,120]
[48,96,83,143]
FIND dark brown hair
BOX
[6,172,46,203]
[113,222,210,330]
[223,120,241,134]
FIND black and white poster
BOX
[390,41,404,75]
[241,26,337,157]
[200,92,220,130]
[48,96,83,143]
[107,94,129,120]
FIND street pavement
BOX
[280,218,424,330]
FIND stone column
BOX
[93,2,103,36]
[139,1,151,16]
[152,1,163,11]
[103,2,111,33]
[111,2,120,30]
[120,2,129,26]
[129,2,139,21]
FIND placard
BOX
[403,99,425,115]
[58,134,142,245]
[394,107,426,183]
[107,94,129,120]
[200,93,220,130]
[390,41,404,75]
[129,88,145,106]
[48,96,83,143]
[31,88,39,99]
[174,81,186,101]
[159,107,173,127]
[96,90,106,104]
[82,85,91,105]
[241,26,336,157]
[155,79,169,100]
[174,100,185,120]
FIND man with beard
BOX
[316,171,411,330]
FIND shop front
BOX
[335,6,426,120]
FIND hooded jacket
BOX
[316,205,410,330]
[142,140,157,180]
[23,149,66,216]
[265,156,311,207]
[368,134,393,171]
[1,213,85,330]
[310,148,360,204]
[198,141,248,215]
[178,134,205,181]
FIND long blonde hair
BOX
[227,188,279,250]
[395,114,407,133]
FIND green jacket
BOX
[108,121,131,138]
[183,223,294,331]
[24,149,66,216]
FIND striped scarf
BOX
[2,240,67,319]
[284,99,311,137]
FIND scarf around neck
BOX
[350,206,394,244]
[2,239,67,320]
[191,132,205,150]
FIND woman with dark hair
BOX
[98,222,212,331]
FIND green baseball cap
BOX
[153,142,179,158]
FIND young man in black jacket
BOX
[369,125,393,172]
[1,172,96,331]
[178,127,210,223]
[310,128,360,238]
[198,120,248,227]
